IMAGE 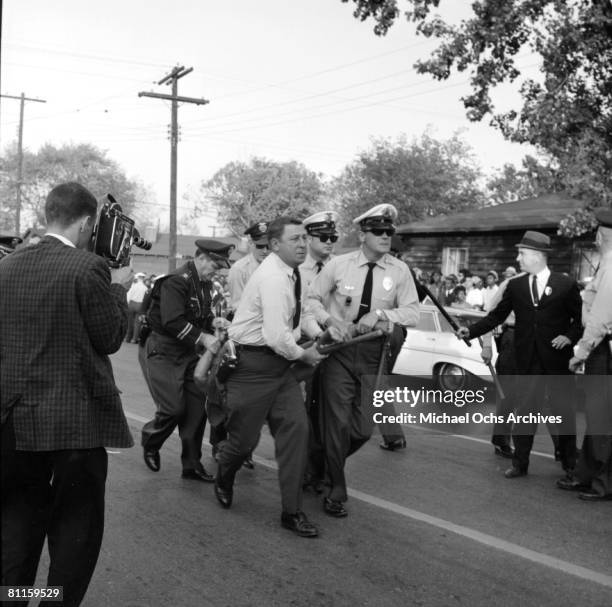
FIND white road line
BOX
[124,411,610,589]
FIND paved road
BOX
[33,343,612,606]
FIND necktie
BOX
[315,261,323,274]
[356,262,376,322]
[292,269,301,329]
[531,275,539,306]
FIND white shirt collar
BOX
[45,233,75,248]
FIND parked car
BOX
[392,302,498,390]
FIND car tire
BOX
[435,362,467,391]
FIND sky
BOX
[1,0,539,233]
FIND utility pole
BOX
[1,93,47,234]
[139,66,209,272]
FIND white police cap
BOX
[353,203,398,227]
[303,211,339,234]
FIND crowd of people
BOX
[409,265,519,312]
[1,181,610,606]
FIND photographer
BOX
[0,182,134,606]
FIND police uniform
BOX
[141,239,232,480]
[299,211,338,491]
[307,204,419,516]
[227,221,269,311]
[561,209,612,500]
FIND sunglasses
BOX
[365,228,395,237]
[316,234,338,243]
[254,243,269,250]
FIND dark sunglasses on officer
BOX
[254,243,269,250]
[364,227,395,237]
[313,233,338,243]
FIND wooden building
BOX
[396,194,598,282]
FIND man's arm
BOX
[159,275,209,347]
[564,279,584,345]
[467,284,514,340]
[78,258,129,355]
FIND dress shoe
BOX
[578,489,612,502]
[556,475,589,492]
[281,511,319,537]
[504,466,527,479]
[379,438,407,451]
[323,497,348,518]
[494,444,514,459]
[181,468,215,483]
[143,449,160,472]
[242,455,255,469]
[214,481,233,509]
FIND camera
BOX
[91,194,152,267]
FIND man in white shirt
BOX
[214,217,329,537]
[482,270,500,312]
[125,272,148,343]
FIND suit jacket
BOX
[0,236,134,450]
[468,271,582,373]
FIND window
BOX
[416,310,437,332]
[572,243,600,284]
[442,247,469,276]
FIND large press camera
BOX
[91,194,152,267]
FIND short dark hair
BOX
[45,182,98,227]
[454,285,466,296]
[267,216,302,243]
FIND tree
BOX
[343,0,612,206]
[186,158,325,236]
[486,154,562,205]
[0,142,149,232]
[331,131,484,238]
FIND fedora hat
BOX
[514,231,552,252]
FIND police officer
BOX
[299,211,338,493]
[141,239,233,482]
[307,204,420,517]
[214,216,327,537]
[227,221,269,312]
[562,209,612,500]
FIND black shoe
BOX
[504,466,527,479]
[494,444,514,459]
[181,468,215,483]
[556,475,590,492]
[281,511,319,537]
[323,497,348,518]
[214,481,233,509]
[242,455,255,470]
[143,449,160,472]
[578,489,612,501]
[379,438,407,451]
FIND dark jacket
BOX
[468,271,582,373]
[0,236,133,450]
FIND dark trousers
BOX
[512,356,576,472]
[304,368,325,484]
[492,327,517,445]
[319,338,383,502]
[216,350,308,513]
[575,340,612,495]
[126,301,142,343]
[141,333,207,471]
[1,424,107,607]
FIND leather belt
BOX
[236,344,277,356]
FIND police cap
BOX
[353,204,398,229]
[594,208,612,228]
[303,211,339,235]
[195,238,233,269]
[244,221,269,243]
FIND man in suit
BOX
[457,231,582,479]
[0,182,134,606]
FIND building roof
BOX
[397,193,588,235]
